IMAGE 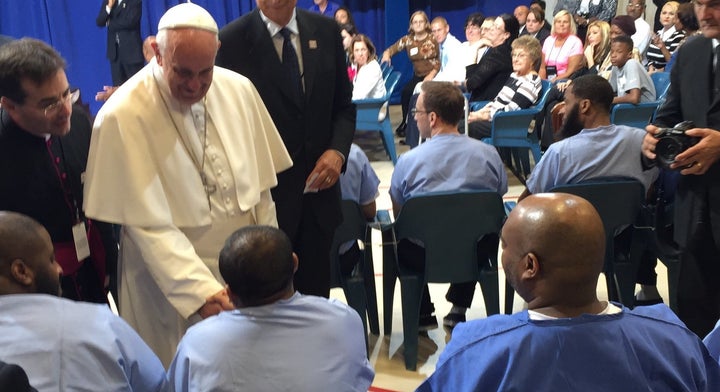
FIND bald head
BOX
[501,194,605,307]
[0,211,61,296]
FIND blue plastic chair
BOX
[353,71,401,164]
[380,191,507,370]
[480,79,552,182]
[381,62,393,80]
[610,72,670,129]
[549,179,647,306]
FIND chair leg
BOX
[381,121,398,164]
[342,277,370,355]
[362,233,380,335]
[398,275,423,371]
[382,229,397,335]
[478,268,500,315]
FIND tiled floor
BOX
[330,106,670,392]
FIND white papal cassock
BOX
[83,59,293,366]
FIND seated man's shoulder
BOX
[625,303,687,329]
[443,313,529,356]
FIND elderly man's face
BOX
[626,0,645,20]
[156,29,218,106]
[694,0,720,39]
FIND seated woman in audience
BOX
[646,1,685,72]
[467,35,543,139]
[351,34,386,101]
[520,7,551,46]
[382,10,439,137]
[583,20,611,74]
[334,6,356,32]
[539,10,584,82]
[465,14,518,102]
[665,2,700,73]
[432,12,487,85]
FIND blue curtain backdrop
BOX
[0,0,522,114]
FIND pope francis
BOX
[83,3,292,366]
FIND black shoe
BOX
[395,123,406,137]
[419,314,439,331]
[443,312,466,329]
[633,296,664,307]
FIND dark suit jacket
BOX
[521,24,551,46]
[653,35,720,246]
[96,0,143,64]
[216,8,355,238]
[466,41,513,102]
[0,361,35,392]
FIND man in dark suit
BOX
[465,14,518,102]
[642,0,720,337]
[216,0,355,298]
[96,0,143,85]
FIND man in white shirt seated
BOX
[418,193,720,392]
[0,211,166,391]
[627,0,652,61]
[167,225,375,391]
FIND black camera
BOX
[654,121,699,169]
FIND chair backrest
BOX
[651,72,670,101]
[549,179,646,239]
[393,191,505,282]
[610,102,658,129]
[383,71,401,99]
[381,63,393,80]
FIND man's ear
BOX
[578,98,592,115]
[292,252,299,274]
[0,96,17,111]
[9,259,33,287]
[522,252,540,280]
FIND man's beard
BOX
[559,102,583,140]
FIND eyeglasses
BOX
[626,4,644,9]
[411,108,429,116]
[693,0,720,11]
[42,89,80,118]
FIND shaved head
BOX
[501,194,605,308]
[0,211,61,296]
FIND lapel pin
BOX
[309,40,317,49]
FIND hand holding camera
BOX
[653,121,699,169]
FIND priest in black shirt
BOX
[0,38,116,303]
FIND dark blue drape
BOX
[0,1,522,113]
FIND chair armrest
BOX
[353,97,387,105]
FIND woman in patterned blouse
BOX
[646,1,685,71]
[381,10,440,136]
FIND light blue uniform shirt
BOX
[168,292,375,392]
[340,144,380,206]
[0,294,166,392]
[390,133,508,207]
[526,124,658,195]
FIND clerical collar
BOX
[259,8,298,36]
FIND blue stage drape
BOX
[0,0,522,114]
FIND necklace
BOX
[152,72,216,209]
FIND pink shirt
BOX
[542,35,583,77]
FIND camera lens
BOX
[656,138,682,168]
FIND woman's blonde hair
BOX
[586,20,611,65]
[551,9,577,36]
